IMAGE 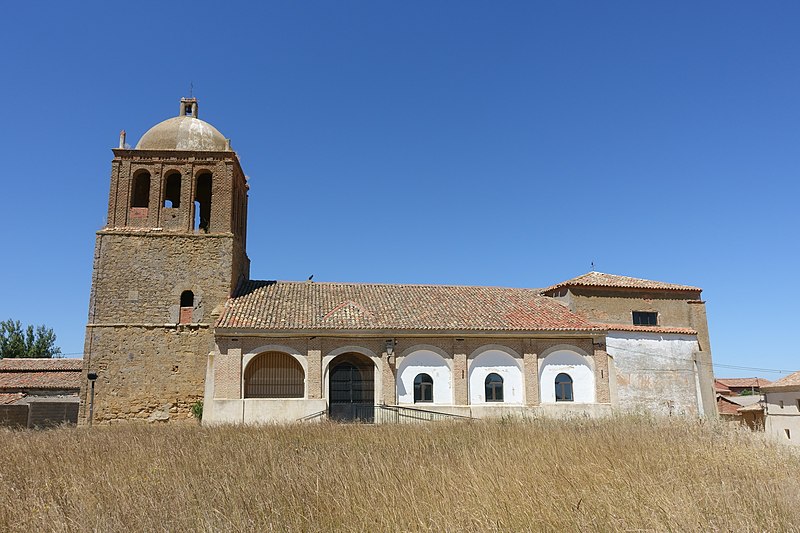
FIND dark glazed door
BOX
[329,361,374,422]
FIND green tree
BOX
[0,319,62,359]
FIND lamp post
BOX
[87,372,98,427]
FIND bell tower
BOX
[80,98,250,423]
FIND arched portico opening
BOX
[328,352,375,422]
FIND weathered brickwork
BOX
[212,334,607,408]
[80,133,249,424]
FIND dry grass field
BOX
[1,416,798,532]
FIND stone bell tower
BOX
[80,98,250,423]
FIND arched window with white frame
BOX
[414,373,433,403]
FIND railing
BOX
[297,410,327,422]
[298,404,476,424]
[375,404,475,424]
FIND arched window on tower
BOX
[163,172,181,208]
[194,172,212,232]
[555,373,574,402]
[179,290,194,324]
[485,373,504,402]
[413,373,433,403]
[131,171,151,208]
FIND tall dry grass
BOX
[1,416,798,532]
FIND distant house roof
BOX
[217,280,603,333]
[0,358,82,391]
[716,378,772,389]
[762,371,800,391]
[738,402,765,413]
[717,395,744,416]
[544,272,701,293]
[722,395,763,408]
[715,380,732,394]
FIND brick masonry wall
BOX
[0,405,28,428]
[213,334,608,407]
[28,402,79,427]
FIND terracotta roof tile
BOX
[545,272,701,293]
[217,280,603,333]
[762,371,800,390]
[715,377,772,388]
[0,358,82,391]
[0,359,83,371]
[717,396,742,416]
[0,392,25,405]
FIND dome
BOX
[136,116,229,151]
[135,99,230,151]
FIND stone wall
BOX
[82,325,212,423]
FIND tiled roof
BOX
[544,272,701,293]
[603,323,697,335]
[715,377,772,388]
[217,280,603,332]
[0,358,82,391]
[762,371,800,390]
[0,392,25,405]
[721,395,762,408]
[715,380,732,394]
[737,403,764,413]
[717,396,743,416]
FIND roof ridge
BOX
[245,279,543,291]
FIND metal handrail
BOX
[297,410,327,422]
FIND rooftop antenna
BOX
[591,261,595,272]
[189,81,193,98]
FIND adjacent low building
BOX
[0,358,82,427]
[762,372,800,446]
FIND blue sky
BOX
[0,2,797,378]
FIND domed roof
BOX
[135,99,230,151]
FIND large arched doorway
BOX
[328,353,375,422]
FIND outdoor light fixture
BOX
[385,339,396,364]
[87,372,98,427]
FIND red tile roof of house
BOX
[717,396,743,416]
[0,358,82,391]
[715,377,772,389]
[761,371,800,390]
[544,272,701,293]
[715,380,732,394]
[0,392,25,405]
[217,280,603,333]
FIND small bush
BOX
[190,400,203,420]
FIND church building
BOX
[80,99,717,424]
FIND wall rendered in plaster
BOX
[397,350,453,405]
[539,350,595,404]
[765,391,800,446]
[468,349,523,405]
[606,332,699,416]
